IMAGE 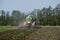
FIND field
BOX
[0,26,16,32]
[0,26,60,40]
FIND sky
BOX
[0,0,60,13]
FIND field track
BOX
[0,26,60,40]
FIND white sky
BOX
[0,0,60,13]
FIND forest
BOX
[0,4,60,26]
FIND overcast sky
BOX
[0,0,60,13]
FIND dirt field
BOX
[0,26,60,40]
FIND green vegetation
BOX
[0,26,60,40]
[0,26,16,32]
[0,4,60,26]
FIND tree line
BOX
[30,4,60,26]
[0,4,60,26]
[0,10,25,26]
[36,6,60,26]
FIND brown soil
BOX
[0,26,60,40]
